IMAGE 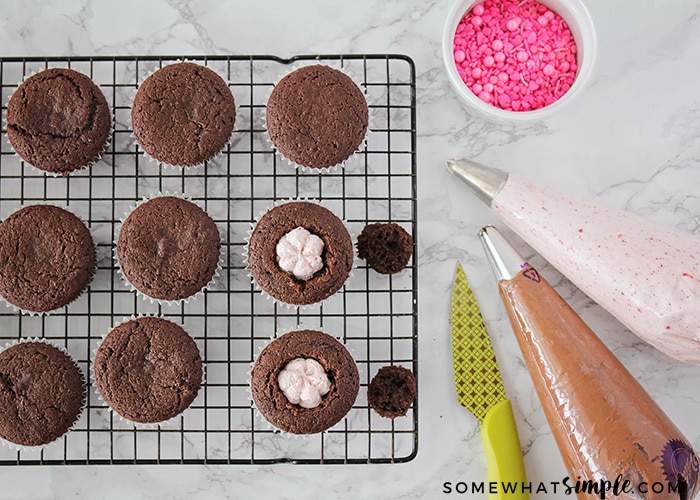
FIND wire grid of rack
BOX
[0,54,417,465]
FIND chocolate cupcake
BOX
[251,329,359,434]
[266,64,368,171]
[0,341,85,448]
[131,62,236,167]
[93,317,203,424]
[246,201,353,306]
[368,365,416,418]
[0,204,96,314]
[6,67,111,175]
[357,222,414,275]
[116,195,221,303]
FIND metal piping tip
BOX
[446,159,509,207]
[479,225,529,281]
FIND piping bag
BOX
[446,159,700,364]
[480,225,700,500]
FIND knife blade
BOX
[451,262,529,499]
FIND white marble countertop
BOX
[2,0,700,498]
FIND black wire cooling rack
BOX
[0,54,417,465]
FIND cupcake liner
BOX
[113,192,225,307]
[0,203,98,316]
[0,337,87,453]
[243,198,356,310]
[3,67,114,177]
[91,315,206,429]
[263,62,372,174]
[248,325,358,437]
[129,59,237,171]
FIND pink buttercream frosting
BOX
[276,227,324,281]
[277,358,331,409]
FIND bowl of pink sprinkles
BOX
[443,0,597,122]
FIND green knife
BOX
[451,262,529,499]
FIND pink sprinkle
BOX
[506,18,520,31]
[452,0,578,112]
[497,94,512,107]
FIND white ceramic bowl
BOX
[442,0,597,123]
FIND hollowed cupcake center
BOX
[276,226,324,281]
[277,357,331,409]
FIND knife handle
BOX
[481,399,529,500]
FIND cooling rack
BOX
[0,54,417,465]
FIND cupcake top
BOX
[357,222,414,275]
[117,196,220,302]
[247,201,353,306]
[266,64,368,170]
[93,317,203,424]
[0,204,96,313]
[6,67,111,175]
[367,365,417,419]
[131,62,236,166]
[0,342,85,447]
[251,329,359,434]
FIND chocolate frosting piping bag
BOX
[447,158,700,363]
[479,225,700,500]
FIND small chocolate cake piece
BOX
[0,205,96,313]
[368,365,416,418]
[132,62,236,166]
[117,196,220,302]
[247,201,353,306]
[0,342,85,447]
[6,67,111,175]
[251,329,359,434]
[94,317,202,424]
[357,222,414,275]
[266,64,368,170]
